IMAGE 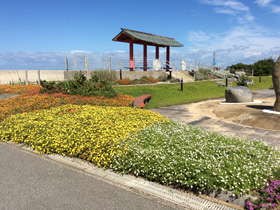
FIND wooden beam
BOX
[166,46,170,72]
[143,44,147,71]
[156,45,159,59]
[129,42,134,71]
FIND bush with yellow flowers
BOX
[0,105,168,168]
[0,85,134,123]
[0,93,135,122]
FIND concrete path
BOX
[0,93,18,100]
[0,141,176,210]
[151,89,280,150]
[0,141,237,210]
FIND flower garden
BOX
[1,82,280,209]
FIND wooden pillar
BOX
[143,44,147,71]
[155,45,159,59]
[129,42,134,71]
[166,46,170,72]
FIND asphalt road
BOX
[0,142,175,210]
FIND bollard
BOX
[181,78,183,91]
[132,100,138,108]
[120,60,123,80]
[259,75,261,83]
[167,71,172,80]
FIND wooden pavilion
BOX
[112,28,183,71]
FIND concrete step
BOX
[172,71,194,82]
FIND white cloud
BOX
[272,5,280,13]
[255,0,280,13]
[201,0,254,23]
[0,45,278,71]
[0,50,173,70]
[0,51,116,70]
[70,50,89,54]
[187,31,214,44]
[202,0,249,11]
[192,0,280,67]
[244,51,262,58]
[214,8,237,15]
[255,0,274,7]
[186,24,280,67]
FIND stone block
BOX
[272,56,280,112]
[225,86,254,103]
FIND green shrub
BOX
[236,74,252,86]
[40,72,118,98]
[112,121,280,195]
[199,68,209,75]
[195,71,208,81]
[39,80,58,93]
[170,77,180,83]
[158,76,167,82]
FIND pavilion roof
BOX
[112,28,183,47]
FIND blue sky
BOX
[1,0,280,70]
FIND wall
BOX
[0,70,66,84]
[114,70,168,80]
[0,70,169,84]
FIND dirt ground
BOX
[195,97,280,131]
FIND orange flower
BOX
[0,84,135,123]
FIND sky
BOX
[1,0,280,70]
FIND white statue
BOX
[181,60,186,71]
[153,59,161,71]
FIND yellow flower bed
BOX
[0,105,168,168]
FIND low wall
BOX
[115,70,168,80]
[0,70,169,84]
[0,70,66,84]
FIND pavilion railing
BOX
[64,55,222,72]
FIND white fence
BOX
[0,70,170,85]
[65,55,222,72]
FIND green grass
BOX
[250,75,273,90]
[115,81,227,108]
[115,76,273,109]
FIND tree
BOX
[226,63,250,74]
[226,58,275,76]
[252,58,274,76]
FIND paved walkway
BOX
[0,141,176,210]
[151,89,280,150]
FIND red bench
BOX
[133,94,152,108]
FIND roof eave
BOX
[113,28,184,47]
